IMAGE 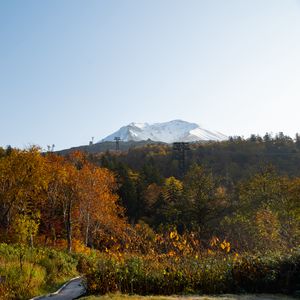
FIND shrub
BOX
[85,249,300,296]
[0,260,46,299]
[232,250,300,294]
[38,248,78,283]
[0,243,79,299]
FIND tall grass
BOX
[85,249,300,297]
[0,243,78,299]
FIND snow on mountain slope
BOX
[101,120,227,143]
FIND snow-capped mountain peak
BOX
[128,122,148,129]
[101,120,227,143]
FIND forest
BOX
[0,133,299,299]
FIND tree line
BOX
[0,134,299,254]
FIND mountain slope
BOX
[101,120,227,143]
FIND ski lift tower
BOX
[172,142,190,177]
[89,137,94,146]
[114,137,121,151]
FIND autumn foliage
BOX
[0,144,299,298]
[0,148,127,252]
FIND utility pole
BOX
[172,142,190,177]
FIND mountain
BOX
[101,120,227,143]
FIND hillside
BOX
[82,134,300,181]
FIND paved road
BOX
[36,277,86,300]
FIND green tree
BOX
[156,177,183,227]
[183,164,226,237]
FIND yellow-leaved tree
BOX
[0,147,49,246]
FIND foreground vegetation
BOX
[0,243,78,299]
[1,241,298,299]
[81,295,297,300]
[0,141,299,299]
[82,247,300,296]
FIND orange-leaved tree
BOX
[0,147,49,245]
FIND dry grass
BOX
[81,294,297,300]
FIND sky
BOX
[1,0,300,150]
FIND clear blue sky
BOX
[1,0,300,150]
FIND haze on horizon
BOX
[0,0,300,150]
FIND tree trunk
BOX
[30,234,34,248]
[85,212,90,246]
[66,199,72,253]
